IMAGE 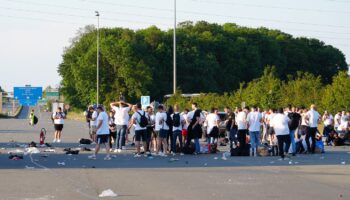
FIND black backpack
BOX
[173,113,181,127]
[166,112,173,127]
[137,111,148,128]
[288,112,301,131]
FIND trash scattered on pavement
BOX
[269,161,275,164]
[28,141,37,147]
[98,189,118,197]
[57,162,65,166]
[25,165,35,169]
[320,156,325,160]
[8,149,24,154]
[43,149,55,152]
[169,158,179,162]
[341,161,346,165]
[294,162,299,164]
[204,163,208,166]
[289,161,293,165]
[25,147,40,154]
[9,155,23,160]
[213,157,218,160]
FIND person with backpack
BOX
[155,105,169,157]
[171,104,185,155]
[287,107,301,156]
[52,107,66,143]
[166,106,174,152]
[146,106,155,153]
[130,103,148,157]
[110,100,132,153]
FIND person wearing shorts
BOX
[88,105,98,143]
[52,107,66,143]
[181,109,189,145]
[130,103,148,157]
[155,105,169,157]
[88,105,111,160]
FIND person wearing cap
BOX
[88,105,111,160]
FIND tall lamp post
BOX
[95,11,100,105]
[173,0,177,94]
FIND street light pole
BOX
[95,11,100,105]
[173,0,177,94]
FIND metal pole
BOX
[96,11,100,105]
[173,0,177,94]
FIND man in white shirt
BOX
[130,103,148,157]
[88,105,111,160]
[171,104,185,155]
[305,104,321,154]
[235,107,248,154]
[322,110,333,139]
[206,108,220,145]
[270,108,291,160]
[52,107,66,143]
[155,105,169,156]
[334,111,342,130]
[247,106,262,156]
[110,100,132,153]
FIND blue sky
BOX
[0,0,349,91]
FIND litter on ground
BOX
[99,189,118,197]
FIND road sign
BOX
[14,87,42,106]
[141,96,150,107]
[46,92,59,97]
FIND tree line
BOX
[58,21,348,109]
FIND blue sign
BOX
[14,87,42,106]
[141,96,150,106]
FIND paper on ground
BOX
[99,189,118,197]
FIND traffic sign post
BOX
[14,86,42,106]
[141,96,150,110]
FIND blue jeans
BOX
[116,125,127,149]
[286,129,296,154]
[172,130,183,153]
[249,131,260,149]
[229,128,238,148]
[194,138,200,153]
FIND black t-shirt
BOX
[288,112,301,131]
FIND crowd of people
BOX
[82,101,349,160]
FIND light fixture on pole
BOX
[173,0,177,94]
[95,11,100,105]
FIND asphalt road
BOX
[0,108,349,200]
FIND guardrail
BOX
[0,106,23,118]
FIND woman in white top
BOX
[52,107,66,143]
[206,108,220,145]
[270,108,291,159]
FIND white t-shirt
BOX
[337,120,349,131]
[236,111,247,130]
[334,114,341,127]
[182,113,189,129]
[96,111,109,135]
[301,113,309,126]
[323,114,333,126]
[131,110,148,131]
[247,111,262,132]
[53,112,65,125]
[90,111,98,126]
[155,112,169,131]
[307,109,320,128]
[112,106,130,125]
[206,113,220,134]
[172,112,184,131]
[270,113,290,136]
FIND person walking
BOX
[270,108,291,160]
[88,105,111,160]
[52,107,66,143]
[110,100,132,153]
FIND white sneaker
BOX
[88,155,96,160]
[134,154,141,158]
[122,146,126,150]
[57,139,61,143]
[104,156,111,160]
[113,149,119,153]
[53,139,56,143]
[172,153,176,156]
[118,149,122,153]
[180,153,184,156]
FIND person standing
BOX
[29,109,35,126]
[287,107,301,156]
[305,104,321,154]
[235,107,248,155]
[88,105,111,160]
[146,106,155,153]
[52,107,66,143]
[171,104,185,155]
[110,100,132,153]
[84,106,94,140]
[181,109,190,145]
[186,103,204,154]
[155,105,169,156]
[130,103,148,157]
[247,106,262,157]
[108,111,117,149]
[322,111,334,140]
[206,107,220,145]
[334,111,342,131]
[270,108,291,160]
[88,105,98,143]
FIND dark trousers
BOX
[109,130,116,149]
[306,127,317,153]
[277,135,291,158]
[237,129,247,150]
